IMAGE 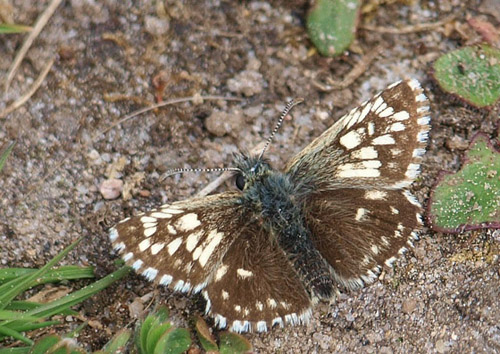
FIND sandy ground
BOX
[1,0,499,352]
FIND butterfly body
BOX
[109,79,431,333]
[235,154,336,300]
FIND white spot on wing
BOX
[160,274,173,285]
[215,264,228,281]
[355,208,368,221]
[141,216,157,223]
[256,321,267,332]
[109,228,118,241]
[167,237,182,255]
[365,190,387,200]
[371,245,379,255]
[352,146,378,160]
[339,130,362,149]
[392,110,410,121]
[198,230,223,267]
[236,268,253,279]
[378,106,394,118]
[390,122,406,131]
[123,252,133,261]
[144,227,157,237]
[372,134,395,145]
[175,213,201,231]
[186,230,203,252]
[138,238,151,252]
[150,212,172,219]
[151,242,165,255]
[142,267,158,280]
[132,259,143,270]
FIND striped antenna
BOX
[161,167,241,181]
[258,98,304,161]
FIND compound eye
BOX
[235,174,246,190]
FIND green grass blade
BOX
[0,142,15,173]
[1,266,131,328]
[0,237,84,310]
[9,320,60,333]
[0,309,38,321]
[6,301,78,316]
[0,266,94,285]
[0,24,32,34]
[0,325,32,345]
[0,348,31,354]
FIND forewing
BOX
[203,222,312,333]
[305,188,422,289]
[286,79,430,190]
[109,192,246,294]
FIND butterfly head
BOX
[233,153,272,191]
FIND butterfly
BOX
[109,79,431,332]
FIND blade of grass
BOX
[0,142,15,173]
[1,266,131,329]
[0,310,38,321]
[6,301,78,316]
[0,325,33,345]
[0,348,31,354]
[0,24,32,33]
[3,319,61,335]
[0,266,94,285]
[0,237,83,310]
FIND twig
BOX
[312,45,382,92]
[4,0,63,93]
[0,58,55,119]
[20,95,243,200]
[360,15,455,34]
[95,95,242,138]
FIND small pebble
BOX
[144,15,170,36]
[100,178,123,200]
[227,70,265,96]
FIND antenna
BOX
[160,167,241,181]
[258,98,304,161]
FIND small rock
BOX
[144,15,170,36]
[435,339,448,353]
[402,298,417,314]
[100,178,123,200]
[227,70,265,96]
[87,149,100,160]
[445,136,469,150]
[205,109,245,137]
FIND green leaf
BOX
[306,0,360,57]
[0,142,15,173]
[0,24,32,34]
[102,329,131,354]
[146,323,172,354]
[432,44,500,108]
[195,317,218,352]
[29,335,62,353]
[219,332,252,354]
[428,134,500,232]
[139,312,158,354]
[153,328,191,354]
